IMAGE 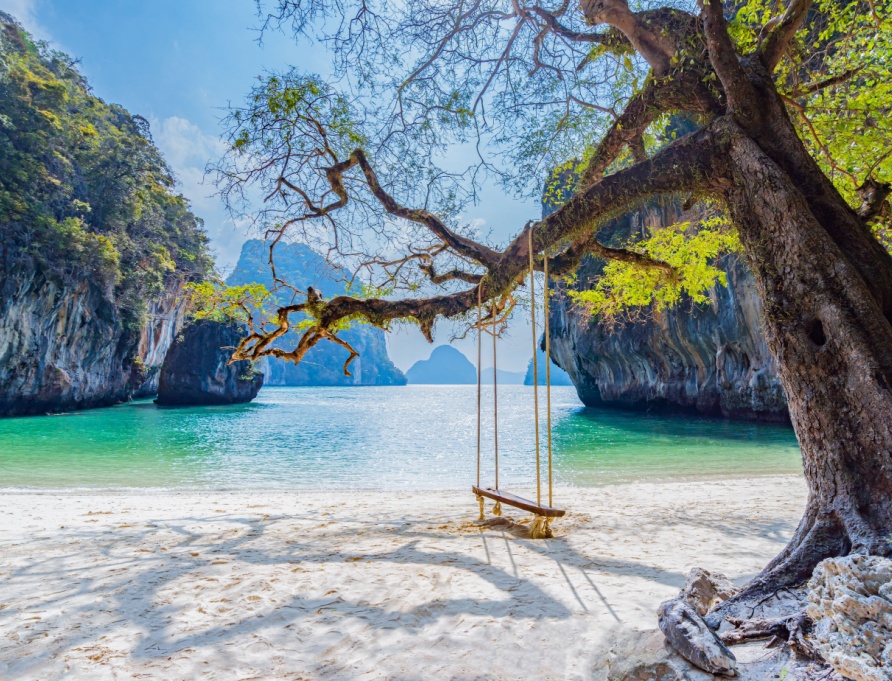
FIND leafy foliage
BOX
[569,214,740,321]
[188,281,273,324]
[0,14,211,327]
[731,0,892,227]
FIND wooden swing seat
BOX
[472,486,566,518]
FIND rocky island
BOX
[227,240,407,386]
[546,198,789,422]
[155,320,263,406]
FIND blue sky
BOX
[7,0,542,371]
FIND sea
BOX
[0,386,802,491]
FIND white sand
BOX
[0,476,807,680]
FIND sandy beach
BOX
[0,476,807,680]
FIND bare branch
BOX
[523,4,624,45]
[312,126,726,335]
[418,262,485,285]
[784,68,861,98]
[351,149,501,267]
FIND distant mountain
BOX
[406,345,541,385]
[406,346,476,384]
[227,240,406,386]
[482,368,525,385]
[524,347,575,386]
[227,240,344,297]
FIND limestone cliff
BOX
[227,240,406,386]
[0,14,211,415]
[133,281,192,397]
[548,199,789,422]
[0,254,192,415]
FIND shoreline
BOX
[0,471,804,496]
[0,475,807,680]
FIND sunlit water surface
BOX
[0,386,801,490]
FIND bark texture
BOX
[706,74,892,619]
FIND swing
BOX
[472,228,566,538]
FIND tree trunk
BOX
[705,105,892,621]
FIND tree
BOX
[214,0,892,622]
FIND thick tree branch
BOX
[579,68,722,188]
[629,134,647,164]
[580,81,663,185]
[700,0,760,129]
[578,0,675,73]
[857,178,891,223]
[237,126,729,362]
[760,0,814,73]
[549,233,674,276]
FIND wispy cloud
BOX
[148,115,249,271]
[149,115,226,210]
[3,0,50,39]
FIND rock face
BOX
[133,281,192,398]
[227,240,406,386]
[155,320,263,406]
[0,258,190,416]
[406,345,476,384]
[678,568,741,617]
[806,555,892,681]
[657,599,737,676]
[548,198,789,422]
[0,14,210,416]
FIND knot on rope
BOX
[529,516,553,540]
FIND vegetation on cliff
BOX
[0,13,211,328]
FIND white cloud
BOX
[148,116,246,271]
[150,116,226,174]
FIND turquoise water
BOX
[0,386,802,490]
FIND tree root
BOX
[720,612,819,659]
[705,511,849,628]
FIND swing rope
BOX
[529,229,542,507]
[491,299,501,517]
[528,226,553,539]
[545,248,554,509]
[473,225,560,537]
[476,286,485,521]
